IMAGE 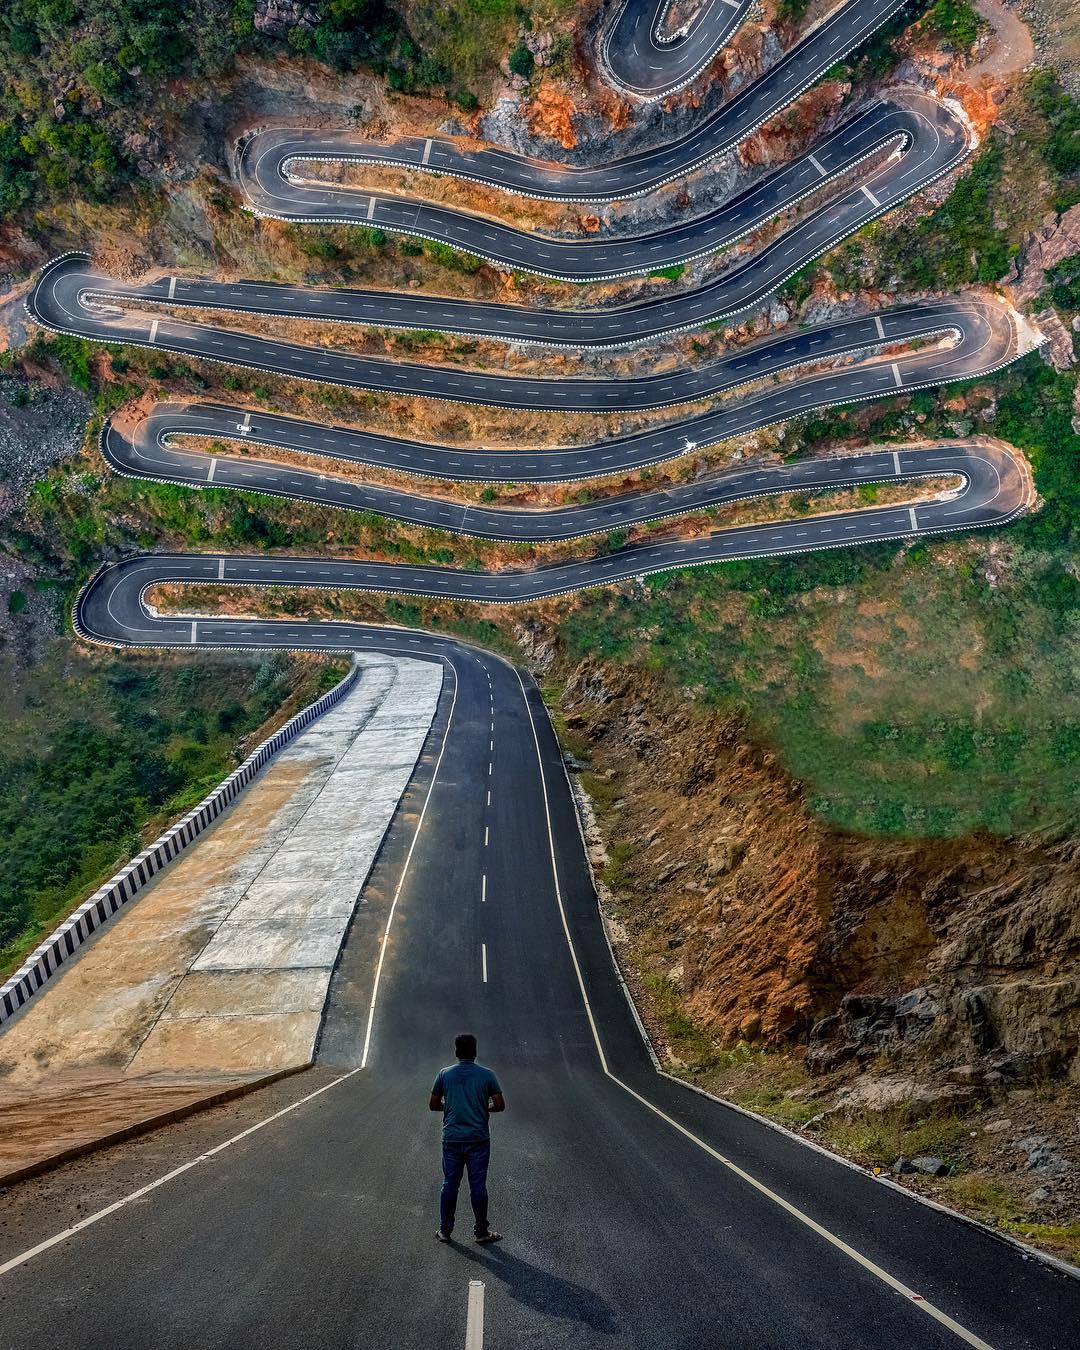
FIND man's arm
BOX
[488,1092,506,1113]
[429,1091,444,1112]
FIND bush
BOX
[508,41,534,80]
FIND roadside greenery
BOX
[825,73,1080,296]
[0,651,346,973]
[0,0,557,222]
[0,0,249,215]
[557,349,1080,838]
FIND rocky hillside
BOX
[543,648,1079,1259]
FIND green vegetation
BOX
[875,141,1016,288]
[649,263,686,282]
[0,0,251,215]
[0,650,346,973]
[425,240,485,274]
[0,0,550,221]
[508,40,534,81]
[920,0,981,48]
[825,73,1080,295]
[556,348,1080,837]
[814,1107,971,1168]
[1044,252,1080,313]
[644,973,718,1070]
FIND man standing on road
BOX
[429,1033,505,1244]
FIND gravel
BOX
[0,376,89,517]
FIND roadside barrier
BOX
[0,655,362,1027]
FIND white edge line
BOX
[359,656,458,1067]
[0,649,459,1278]
[514,665,996,1350]
[465,1278,485,1350]
[568,737,1079,1286]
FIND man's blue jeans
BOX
[440,1140,490,1237]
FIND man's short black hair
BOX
[455,1033,477,1060]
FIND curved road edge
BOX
[74,440,1034,645]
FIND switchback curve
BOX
[22,0,1037,643]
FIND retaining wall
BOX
[0,656,362,1027]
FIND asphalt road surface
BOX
[3,634,1077,1348]
[31,261,1016,412]
[104,406,1027,546]
[600,0,757,99]
[76,433,1031,616]
[6,6,1070,1342]
[238,0,913,203]
[236,96,953,284]
[37,96,968,348]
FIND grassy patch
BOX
[644,973,718,1070]
[813,1108,973,1168]
[649,263,685,281]
[1001,1221,1080,1266]
[556,344,1080,838]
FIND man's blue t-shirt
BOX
[432,1061,502,1143]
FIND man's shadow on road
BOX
[454,1241,618,1333]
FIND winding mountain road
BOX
[5,2,1076,1347]
[40,93,968,347]
[601,0,758,99]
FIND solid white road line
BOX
[513,668,995,1350]
[0,654,459,1280]
[874,315,886,340]
[367,196,377,221]
[360,658,458,1067]
[909,506,919,531]
[807,152,827,178]
[0,1067,370,1281]
[481,943,488,983]
[148,319,159,344]
[891,362,903,387]
[892,451,902,476]
[422,138,433,166]
[167,276,177,299]
[189,621,198,644]
[860,183,881,207]
[465,1279,485,1350]
[217,558,226,580]
[207,458,217,482]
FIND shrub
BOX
[508,41,534,80]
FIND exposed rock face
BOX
[525,82,579,150]
[254,0,321,37]
[524,29,557,68]
[1008,203,1080,306]
[1034,307,1078,369]
[559,661,1080,1086]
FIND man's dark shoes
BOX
[475,1230,502,1245]
[436,1230,452,1243]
